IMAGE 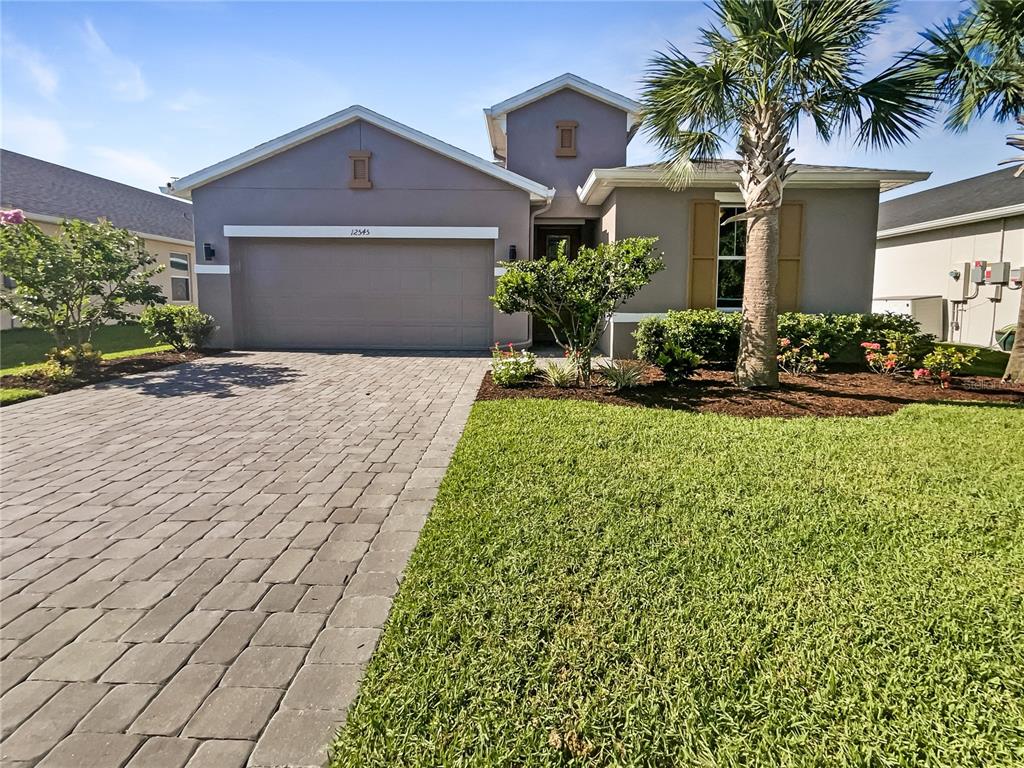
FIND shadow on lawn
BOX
[96,352,303,399]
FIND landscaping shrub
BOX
[861,330,927,376]
[492,237,662,386]
[540,361,575,388]
[596,359,647,390]
[776,337,829,375]
[41,344,103,382]
[636,310,930,372]
[654,343,703,385]
[916,345,979,388]
[491,343,536,387]
[141,305,217,352]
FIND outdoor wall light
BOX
[508,244,517,261]
[204,243,215,261]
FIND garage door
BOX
[236,239,493,350]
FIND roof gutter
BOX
[877,202,1024,240]
[578,168,931,206]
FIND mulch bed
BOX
[477,366,1024,418]
[1,350,205,397]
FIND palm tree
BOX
[904,0,1024,382]
[641,0,931,388]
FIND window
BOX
[555,121,577,157]
[170,252,189,272]
[349,150,372,189]
[171,276,191,301]
[546,235,570,258]
[716,205,746,309]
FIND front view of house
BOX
[167,74,928,355]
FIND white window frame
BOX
[715,204,746,311]
[169,252,190,272]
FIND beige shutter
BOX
[777,202,803,312]
[689,200,719,309]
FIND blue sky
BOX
[1,1,1013,200]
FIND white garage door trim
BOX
[223,225,499,239]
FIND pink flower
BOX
[0,209,25,225]
[860,341,881,350]
[913,368,930,380]
[822,353,830,359]
[779,338,791,347]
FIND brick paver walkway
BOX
[0,351,485,767]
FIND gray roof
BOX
[622,160,925,174]
[878,166,1024,231]
[0,149,194,242]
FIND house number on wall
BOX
[350,228,371,236]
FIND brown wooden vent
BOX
[349,150,372,189]
[555,121,577,157]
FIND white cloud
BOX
[2,113,68,161]
[81,19,148,102]
[164,88,209,113]
[88,146,172,191]
[2,37,59,98]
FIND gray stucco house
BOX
[166,73,928,355]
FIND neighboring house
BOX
[0,149,197,330]
[166,73,927,355]
[874,167,1023,347]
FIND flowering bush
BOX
[490,343,536,387]
[916,346,979,389]
[0,209,25,225]
[861,331,923,376]
[42,344,103,382]
[776,337,829,375]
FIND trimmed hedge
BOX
[634,310,925,366]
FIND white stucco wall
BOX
[874,214,1023,347]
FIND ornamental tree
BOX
[0,213,165,367]
[491,237,662,386]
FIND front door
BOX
[532,225,584,344]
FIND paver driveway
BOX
[0,351,486,767]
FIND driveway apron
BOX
[0,351,486,767]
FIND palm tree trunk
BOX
[1003,287,1024,382]
[733,105,792,389]
[735,209,780,387]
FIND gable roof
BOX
[877,166,1024,238]
[0,149,194,243]
[165,105,554,203]
[578,162,930,205]
[483,73,642,161]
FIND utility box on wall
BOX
[872,295,947,340]
[946,262,972,302]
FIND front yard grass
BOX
[0,387,45,406]
[332,399,1024,766]
[0,324,170,375]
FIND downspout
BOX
[523,195,554,349]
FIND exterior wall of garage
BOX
[190,119,532,348]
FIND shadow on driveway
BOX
[96,353,303,398]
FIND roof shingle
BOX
[878,167,1024,231]
[0,149,194,242]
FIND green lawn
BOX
[332,399,1024,766]
[0,324,170,375]
[0,387,45,406]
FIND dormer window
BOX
[349,150,372,189]
[555,121,577,157]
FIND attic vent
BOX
[349,150,372,189]
[555,121,577,158]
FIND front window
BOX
[170,252,189,271]
[717,205,746,309]
[546,235,570,259]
